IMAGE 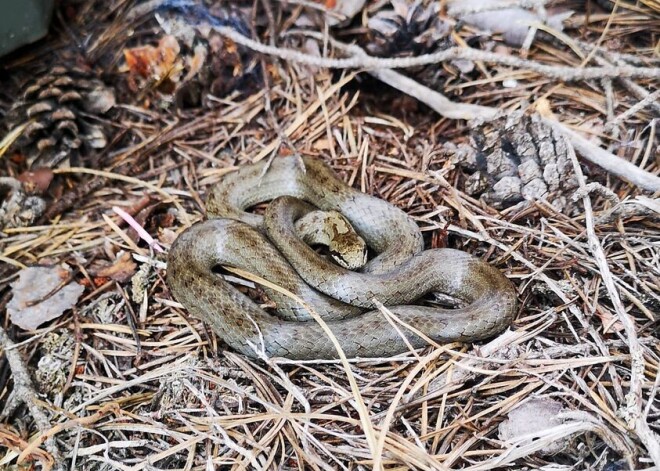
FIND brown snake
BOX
[167,156,518,359]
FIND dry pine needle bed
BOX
[0,0,658,470]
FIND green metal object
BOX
[0,0,54,57]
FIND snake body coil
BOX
[167,156,517,359]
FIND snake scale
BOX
[167,156,518,359]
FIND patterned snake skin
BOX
[167,156,517,359]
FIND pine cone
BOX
[366,0,451,57]
[365,0,453,90]
[5,66,115,168]
[454,112,579,212]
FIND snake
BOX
[167,156,518,360]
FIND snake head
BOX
[328,233,368,270]
[294,207,369,271]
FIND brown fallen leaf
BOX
[79,277,110,289]
[17,167,54,194]
[0,426,54,470]
[595,306,625,334]
[8,264,84,331]
[498,397,568,455]
[123,35,182,84]
[92,252,138,284]
[158,227,178,246]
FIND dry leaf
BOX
[449,1,573,47]
[182,43,207,83]
[17,167,54,194]
[158,227,178,246]
[8,264,84,330]
[498,397,568,455]
[93,252,138,284]
[84,87,116,114]
[123,35,182,82]
[595,307,625,333]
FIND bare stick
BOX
[211,24,659,80]
[575,38,660,67]
[0,326,65,470]
[370,68,660,192]
[549,122,660,191]
[304,32,497,121]
[368,68,497,120]
[591,54,660,116]
[605,90,660,131]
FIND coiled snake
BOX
[167,156,517,359]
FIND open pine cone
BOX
[5,66,115,168]
[366,0,452,57]
[453,112,579,212]
[365,0,453,90]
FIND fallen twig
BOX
[596,196,660,224]
[547,122,660,191]
[214,24,659,80]
[0,326,65,470]
[591,53,660,116]
[605,92,660,131]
